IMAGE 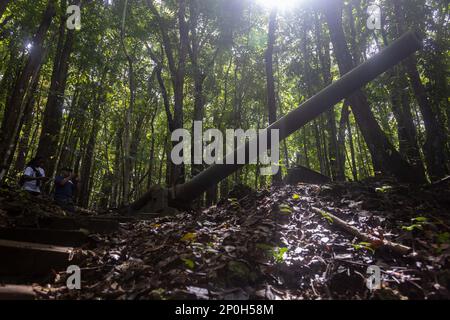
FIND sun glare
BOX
[255,0,303,11]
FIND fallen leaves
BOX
[27,180,450,300]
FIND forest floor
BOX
[2,179,450,300]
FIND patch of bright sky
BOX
[255,0,305,13]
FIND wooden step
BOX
[134,213,163,220]
[0,227,90,247]
[36,216,120,234]
[92,215,138,223]
[0,285,36,300]
[0,239,76,277]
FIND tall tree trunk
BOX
[303,127,310,168]
[13,72,42,173]
[57,83,83,170]
[146,0,188,186]
[111,126,123,208]
[403,55,449,179]
[78,111,100,207]
[78,68,106,207]
[338,102,357,180]
[36,0,78,179]
[322,0,426,183]
[314,120,326,175]
[392,0,448,180]
[189,0,205,180]
[120,0,134,205]
[0,0,55,183]
[380,27,426,177]
[147,106,158,189]
[315,12,345,180]
[188,0,219,206]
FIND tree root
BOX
[311,207,411,256]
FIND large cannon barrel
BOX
[131,31,422,211]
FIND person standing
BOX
[21,157,49,196]
[54,167,80,213]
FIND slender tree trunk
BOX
[379,28,426,177]
[189,0,205,180]
[322,1,426,183]
[13,72,42,174]
[392,0,448,180]
[147,107,158,189]
[58,83,82,169]
[111,126,123,208]
[403,55,449,179]
[78,68,106,207]
[0,0,55,183]
[120,0,135,205]
[146,0,188,186]
[312,120,324,174]
[315,12,344,180]
[347,109,358,180]
[303,128,310,168]
[36,0,78,179]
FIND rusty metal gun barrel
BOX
[131,31,422,211]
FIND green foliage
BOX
[181,258,195,270]
[0,0,447,209]
[375,185,393,193]
[319,210,333,224]
[278,204,293,215]
[272,247,289,263]
[256,243,288,263]
[352,242,375,254]
[437,232,450,244]
[402,217,428,232]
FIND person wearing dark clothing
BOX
[54,167,79,213]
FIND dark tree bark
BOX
[322,0,426,183]
[36,0,78,179]
[315,12,345,180]
[338,102,358,181]
[0,0,56,183]
[147,106,158,189]
[78,110,100,207]
[346,106,359,180]
[403,55,449,179]
[78,69,106,207]
[313,120,326,175]
[13,71,43,173]
[119,0,135,205]
[111,126,123,208]
[392,0,448,180]
[146,0,189,186]
[379,26,426,178]
[57,81,84,170]
[187,0,220,205]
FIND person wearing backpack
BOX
[20,157,49,195]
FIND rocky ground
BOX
[17,178,450,300]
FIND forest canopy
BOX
[0,0,448,209]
